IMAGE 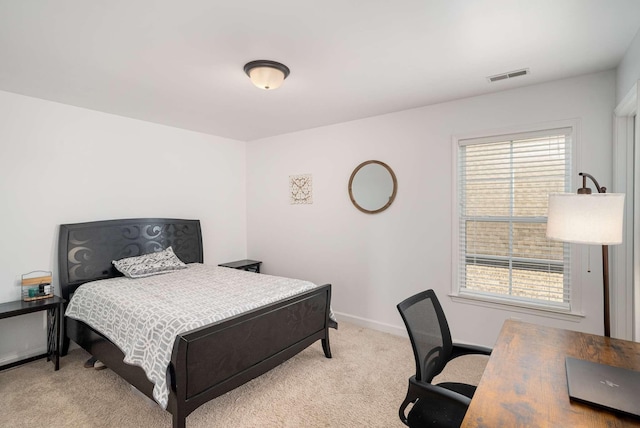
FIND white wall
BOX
[0,69,620,361]
[246,71,617,347]
[617,27,640,103]
[0,90,247,364]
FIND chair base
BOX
[408,400,468,428]
[399,377,474,428]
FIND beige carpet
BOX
[0,322,488,428]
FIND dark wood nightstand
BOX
[218,259,262,273]
[0,295,65,371]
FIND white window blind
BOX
[457,127,572,309]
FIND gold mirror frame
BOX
[348,160,398,214]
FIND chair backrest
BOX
[397,289,453,383]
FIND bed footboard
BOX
[168,284,333,428]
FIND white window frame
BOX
[613,81,638,340]
[451,120,584,320]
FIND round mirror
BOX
[348,160,398,214]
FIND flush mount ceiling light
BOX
[244,60,290,90]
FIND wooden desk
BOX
[462,320,640,427]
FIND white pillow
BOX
[112,246,187,278]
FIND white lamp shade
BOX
[248,66,285,90]
[546,193,625,245]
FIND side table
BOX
[0,295,65,371]
[218,259,262,273]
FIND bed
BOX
[58,218,336,428]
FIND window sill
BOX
[449,292,585,322]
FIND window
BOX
[455,126,572,310]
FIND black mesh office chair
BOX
[397,290,492,427]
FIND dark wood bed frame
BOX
[58,218,336,428]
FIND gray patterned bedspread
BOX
[65,263,332,409]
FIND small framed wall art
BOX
[289,174,313,204]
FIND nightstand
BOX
[218,259,262,273]
[0,295,65,371]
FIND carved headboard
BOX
[58,218,203,299]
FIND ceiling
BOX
[1,1,639,142]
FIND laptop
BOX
[565,357,640,418]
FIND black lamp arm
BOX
[578,172,606,194]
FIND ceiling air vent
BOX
[487,68,530,83]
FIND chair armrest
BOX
[399,376,471,425]
[451,342,492,359]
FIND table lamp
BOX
[546,172,625,337]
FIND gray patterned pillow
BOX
[112,246,187,278]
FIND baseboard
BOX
[0,337,78,366]
[333,311,407,338]
[0,346,48,366]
